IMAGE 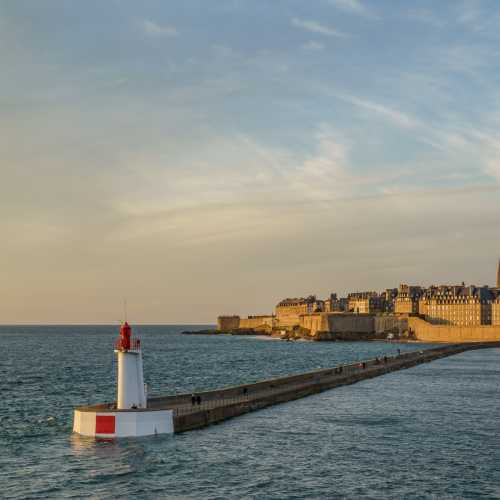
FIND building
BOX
[395,284,424,314]
[419,285,493,326]
[493,297,500,326]
[347,292,384,314]
[275,296,324,327]
[497,258,500,288]
[382,288,398,313]
[324,293,348,312]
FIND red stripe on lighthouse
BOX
[96,415,116,434]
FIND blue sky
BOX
[1,0,500,323]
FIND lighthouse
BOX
[115,322,147,409]
[73,322,174,438]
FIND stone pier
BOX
[158,342,499,432]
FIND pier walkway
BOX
[150,342,499,432]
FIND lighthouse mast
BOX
[115,322,147,409]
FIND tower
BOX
[115,322,147,409]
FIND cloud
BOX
[456,0,481,26]
[334,93,419,129]
[483,139,500,183]
[291,18,346,37]
[329,0,373,18]
[453,0,500,37]
[302,40,325,51]
[142,19,178,37]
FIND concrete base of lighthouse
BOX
[73,407,174,438]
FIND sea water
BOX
[1,326,499,499]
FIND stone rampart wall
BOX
[374,315,408,335]
[409,317,500,343]
[277,313,302,328]
[299,313,328,336]
[239,316,275,330]
[298,313,375,336]
[217,316,240,331]
[327,314,374,334]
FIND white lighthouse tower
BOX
[115,321,147,409]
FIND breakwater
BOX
[148,342,498,433]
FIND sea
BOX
[1,325,499,499]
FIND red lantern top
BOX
[119,321,131,351]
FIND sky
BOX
[1,0,500,324]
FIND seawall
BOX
[168,343,498,433]
[410,317,500,343]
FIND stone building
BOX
[275,295,324,327]
[382,288,398,313]
[324,293,348,312]
[395,284,424,314]
[347,292,384,314]
[419,285,493,326]
[493,297,500,326]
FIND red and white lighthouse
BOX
[73,323,174,438]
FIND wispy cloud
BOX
[486,154,500,183]
[291,18,346,37]
[335,93,419,129]
[456,0,481,26]
[302,40,325,51]
[328,0,374,18]
[142,19,178,37]
[454,0,500,37]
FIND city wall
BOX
[374,315,408,335]
[299,313,375,336]
[217,315,275,332]
[240,316,275,330]
[409,317,500,343]
[217,316,241,331]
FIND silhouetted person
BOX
[191,395,196,406]
[196,395,201,405]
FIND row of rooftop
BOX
[279,283,500,308]
[219,260,500,330]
